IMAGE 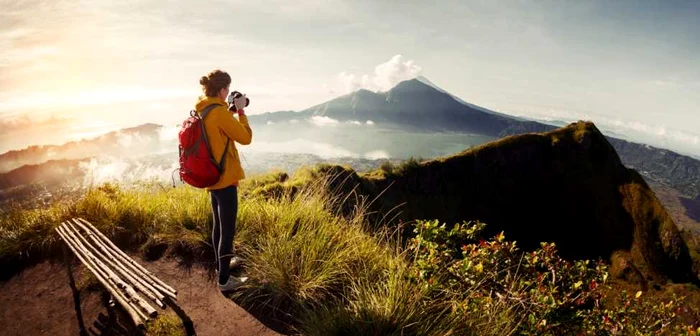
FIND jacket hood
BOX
[195,95,227,112]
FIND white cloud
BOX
[310,115,339,126]
[366,120,375,125]
[348,120,362,125]
[158,125,179,142]
[116,133,134,148]
[80,157,179,186]
[247,139,355,158]
[337,72,361,93]
[267,121,275,125]
[336,54,423,94]
[519,108,700,155]
[372,54,423,91]
[364,150,389,159]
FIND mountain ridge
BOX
[271,121,697,284]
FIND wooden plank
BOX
[56,225,146,328]
[62,223,158,318]
[69,220,165,308]
[76,218,178,297]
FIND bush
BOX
[408,219,693,335]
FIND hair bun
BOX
[199,76,209,85]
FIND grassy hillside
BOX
[250,122,695,286]
[1,173,699,334]
[3,122,700,334]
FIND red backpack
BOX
[176,104,230,188]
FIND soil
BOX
[0,256,282,336]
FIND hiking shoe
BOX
[218,276,248,292]
[215,257,245,277]
[229,256,244,269]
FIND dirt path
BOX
[0,257,282,336]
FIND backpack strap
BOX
[218,138,230,172]
[197,104,228,173]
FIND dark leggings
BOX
[210,185,238,285]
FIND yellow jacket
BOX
[195,96,252,190]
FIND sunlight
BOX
[0,87,192,114]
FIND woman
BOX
[197,69,252,291]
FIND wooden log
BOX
[69,220,166,308]
[55,226,146,328]
[62,223,158,318]
[71,218,174,300]
[71,218,177,300]
[62,242,88,336]
[57,225,150,323]
[76,217,178,297]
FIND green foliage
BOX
[377,157,422,177]
[145,313,185,336]
[379,161,395,175]
[409,219,693,335]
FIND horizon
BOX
[1,0,699,156]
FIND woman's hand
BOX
[234,94,247,112]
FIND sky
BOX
[1,0,699,155]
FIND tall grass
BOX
[4,168,673,335]
[0,182,213,268]
[234,175,399,319]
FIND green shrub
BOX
[145,313,185,336]
[409,219,692,335]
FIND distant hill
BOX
[292,122,696,284]
[249,77,700,199]
[607,138,700,198]
[0,123,164,173]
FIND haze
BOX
[1,0,698,155]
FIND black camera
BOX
[227,91,250,110]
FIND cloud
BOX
[337,54,423,93]
[116,133,134,148]
[310,115,339,126]
[364,150,389,160]
[519,108,700,154]
[247,139,355,158]
[366,120,375,125]
[80,157,179,186]
[372,55,423,91]
[347,120,362,125]
[158,125,180,142]
[337,72,360,93]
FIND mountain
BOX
[0,123,165,173]
[272,122,696,284]
[607,138,700,198]
[414,75,526,121]
[249,77,700,199]
[249,78,553,136]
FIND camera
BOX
[227,91,250,110]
